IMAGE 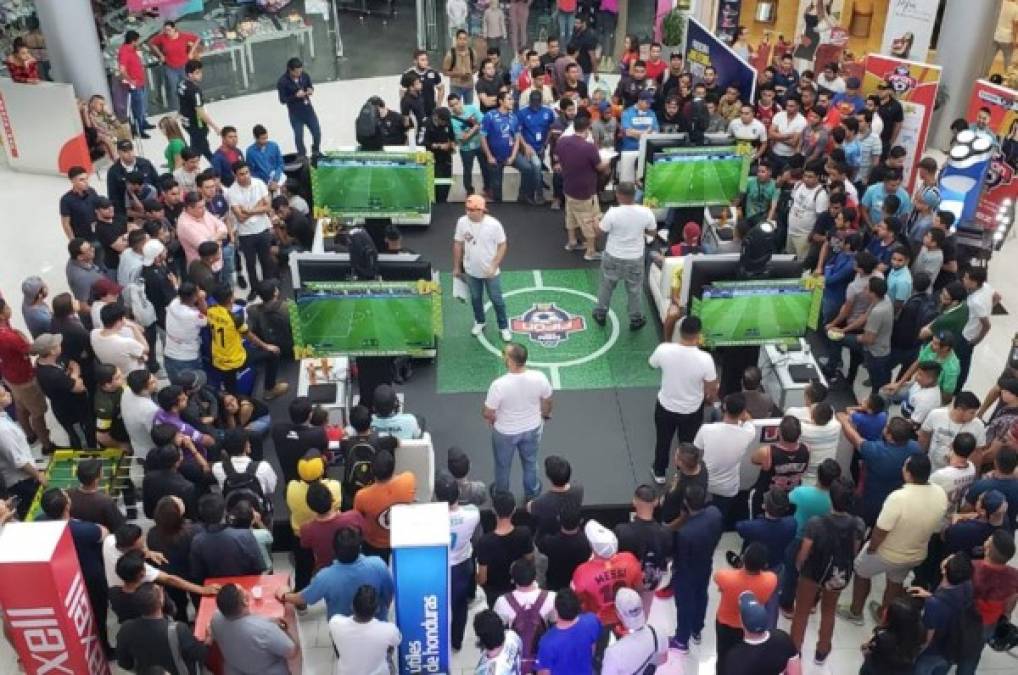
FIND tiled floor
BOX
[1,73,1017,673]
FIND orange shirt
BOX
[714,569,778,628]
[571,552,642,627]
[352,472,416,549]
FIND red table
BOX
[194,573,304,674]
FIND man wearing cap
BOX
[516,91,555,205]
[906,185,940,253]
[93,197,129,274]
[620,90,660,152]
[571,520,642,644]
[423,107,455,204]
[177,190,229,270]
[106,140,159,219]
[141,238,177,372]
[33,333,96,448]
[90,276,124,333]
[277,57,321,159]
[21,276,50,339]
[593,182,656,330]
[601,587,668,675]
[453,195,511,340]
[726,591,801,674]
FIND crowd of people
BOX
[1,7,1018,675]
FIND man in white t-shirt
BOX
[163,283,208,384]
[790,401,842,485]
[693,392,756,519]
[786,161,829,258]
[880,360,942,426]
[929,431,977,514]
[918,393,987,471]
[767,98,807,168]
[329,584,402,675]
[649,315,719,484]
[602,587,668,675]
[435,473,481,651]
[593,182,657,329]
[453,195,511,341]
[959,268,997,393]
[729,104,768,162]
[226,161,276,300]
[90,303,148,378]
[211,428,278,498]
[493,558,557,626]
[483,342,553,499]
[121,369,160,459]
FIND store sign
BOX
[862,54,941,192]
[685,17,757,102]
[881,0,939,62]
[966,80,1018,231]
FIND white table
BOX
[758,339,827,410]
[296,356,349,426]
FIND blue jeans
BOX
[779,539,802,611]
[289,109,322,157]
[520,151,544,201]
[221,242,237,286]
[485,154,538,202]
[460,147,483,194]
[767,563,785,628]
[492,426,542,499]
[450,558,475,650]
[465,273,508,329]
[163,66,185,109]
[673,572,711,645]
[245,414,272,437]
[164,356,202,385]
[557,11,574,42]
[128,86,148,134]
[451,84,474,106]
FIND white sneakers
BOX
[471,322,485,336]
[500,329,512,342]
[471,323,513,342]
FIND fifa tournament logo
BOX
[883,65,917,95]
[511,303,586,348]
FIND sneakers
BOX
[500,329,512,342]
[629,316,646,331]
[471,323,486,336]
[264,382,289,400]
[592,310,607,327]
[583,251,603,261]
[236,273,248,290]
[668,637,689,654]
[813,651,830,666]
[651,469,667,485]
[691,633,702,645]
[550,199,562,210]
[836,604,864,626]
[564,242,581,251]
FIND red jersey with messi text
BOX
[571,552,642,628]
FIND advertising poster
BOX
[127,0,183,10]
[880,0,939,62]
[684,17,757,103]
[862,54,942,191]
[966,80,1018,231]
[715,1,743,46]
[792,0,846,71]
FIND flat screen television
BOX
[312,151,434,218]
[643,145,749,208]
[690,278,823,347]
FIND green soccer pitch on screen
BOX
[643,146,749,208]
[311,150,435,218]
[690,278,824,348]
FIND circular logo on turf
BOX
[510,303,586,348]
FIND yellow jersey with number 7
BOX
[207,304,247,370]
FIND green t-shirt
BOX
[918,342,960,395]
[164,137,186,169]
[790,485,832,537]
[449,104,484,152]
[744,177,777,219]
[930,303,969,345]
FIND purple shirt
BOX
[556,135,602,200]
[153,409,205,447]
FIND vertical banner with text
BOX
[880,0,940,63]
[862,54,942,192]
[966,80,1018,231]
[685,17,757,104]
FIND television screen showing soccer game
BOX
[691,278,823,347]
[290,280,442,357]
[642,146,749,208]
[312,150,435,218]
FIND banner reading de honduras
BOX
[684,16,756,104]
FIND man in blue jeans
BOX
[480,91,540,203]
[671,485,723,653]
[515,90,556,205]
[449,93,485,196]
[483,342,554,500]
[277,57,322,158]
[453,195,511,340]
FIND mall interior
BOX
[2,1,1018,674]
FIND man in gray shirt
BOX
[65,238,105,318]
[210,584,295,675]
[859,276,894,396]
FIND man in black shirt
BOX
[614,485,671,606]
[475,60,504,113]
[559,63,589,103]
[567,15,599,76]
[377,99,408,146]
[526,455,583,538]
[190,493,266,581]
[271,196,314,250]
[537,502,590,592]
[400,72,427,145]
[403,49,444,116]
[93,197,128,273]
[32,332,96,448]
[476,490,534,608]
[539,37,561,70]
[116,582,209,674]
[725,592,801,675]
[338,404,399,508]
[159,176,185,225]
[271,397,329,485]
[876,81,904,161]
[177,59,219,162]
[615,60,656,108]
[106,140,159,219]
[60,166,101,240]
[423,108,454,203]
[142,438,198,519]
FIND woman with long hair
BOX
[619,33,640,75]
[732,25,752,62]
[83,95,121,160]
[859,597,925,674]
[146,495,197,622]
[158,116,187,170]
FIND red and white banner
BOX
[127,0,184,10]
[862,54,942,192]
[0,522,110,675]
[966,80,1018,231]
[880,0,939,63]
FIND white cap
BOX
[584,519,618,559]
[142,239,165,266]
[615,587,645,630]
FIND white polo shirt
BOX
[485,369,553,435]
[454,214,507,279]
[648,340,717,414]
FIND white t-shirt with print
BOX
[920,407,987,471]
[787,183,829,237]
[454,214,507,279]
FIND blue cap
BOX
[982,490,1006,516]
[739,591,769,633]
[638,90,656,102]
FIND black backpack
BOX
[348,228,378,281]
[355,101,380,143]
[942,601,986,664]
[808,514,858,591]
[221,455,272,518]
[344,439,378,496]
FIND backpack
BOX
[125,281,157,327]
[626,525,669,591]
[344,439,378,495]
[448,45,476,73]
[942,601,986,664]
[221,455,272,518]
[808,514,857,591]
[355,100,380,142]
[504,590,548,674]
[348,228,379,280]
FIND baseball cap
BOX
[584,520,618,558]
[116,139,134,152]
[739,591,769,633]
[171,369,207,392]
[638,90,656,102]
[142,239,166,266]
[982,489,1006,516]
[297,451,326,482]
[683,221,701,243]
[615,587,646,630]
[29,333,62,356]
[846,77,861,89]
[465,194,487,211]
[919,187,942,209]
[91,276,122,298]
